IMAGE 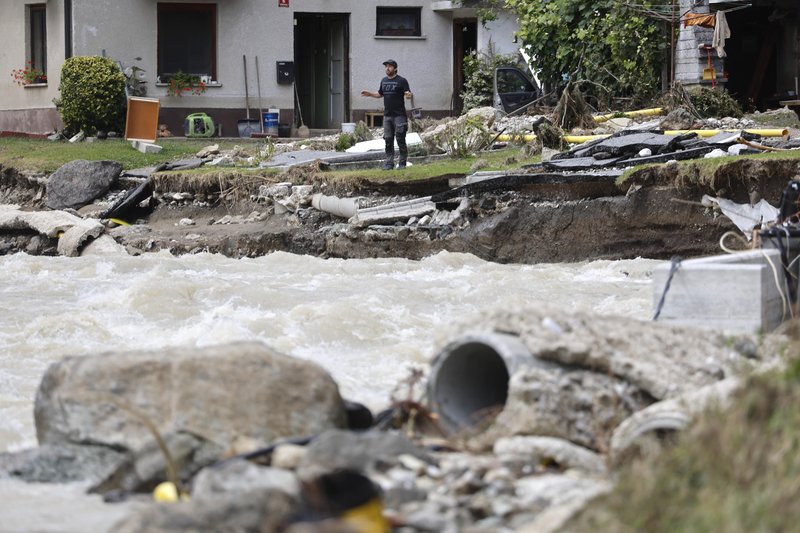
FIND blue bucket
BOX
[262,111,279,136]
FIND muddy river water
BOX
[0,250,659,454]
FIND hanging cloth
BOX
[713,11,731,57]
[683,12,716,28]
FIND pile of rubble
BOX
[0,307,772,531]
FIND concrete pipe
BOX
[427,332,542,434]
[311,193,359,219]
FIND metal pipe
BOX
[64,0,73,59]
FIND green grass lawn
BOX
[0,136,539,182]
[326,146,539,182]
[0,137,247,173]
[617,149,800,187]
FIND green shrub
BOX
[353,121,372,142]
[55,56,126,136]
[688,87,743,119]
[335,133,355,152]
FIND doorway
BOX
[453,19,477,114]
[294,13,350,129]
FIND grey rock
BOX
[35,341,347,452]
[272,443,307,470]
[514,474,613,533]
[25,235,44,254]
[112,487,296,533]
[403,505,456,533]
[659,107,695,130]
[297,429,430,480]
[382,485,429,509]
[494,436,607,475]
[477,365,650,451]
[164,158,204,171]
[191,459,300,500]
[91,432,224,494]
[46,160,122,210]
[0,443,127,484]
[195,144,220,158]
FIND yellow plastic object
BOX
[562,129,789,145]
[593,107,664,123]
[340,498,390,533]
[663,129,788,138]
[153,481,190,503]
[108,218,131,227]
[562,134,609,143]
[153,481,179,502]
[496,134,536,142]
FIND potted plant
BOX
[166,71,206,97]
[10,61,46,86]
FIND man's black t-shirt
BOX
[378,75,411,117]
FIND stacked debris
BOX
[543,129,799,172]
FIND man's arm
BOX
[402,79,412,99]
[360,90,381,98]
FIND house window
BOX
[28,4,47,77]
[157,3,217,80]
[376,7,421,37]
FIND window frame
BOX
[156,2,218,81]
[375,7,422,37]
[27,4,47,78]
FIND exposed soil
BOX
[2,157,800,262]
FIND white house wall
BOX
[477,10,520,57]
[1,0,519,135]
[0,1,66,135]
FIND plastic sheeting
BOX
[701,195,779,237]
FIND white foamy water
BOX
[0,250,659,453]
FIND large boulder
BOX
[46,159,122,210]
[35,341,347,452]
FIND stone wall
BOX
[675,0,725,88]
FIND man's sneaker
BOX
[397,162,407,169]
[382,162,393,170]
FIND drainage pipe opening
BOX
[428,332,533,434]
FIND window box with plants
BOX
[10,61,47,86]
[160,71,208,97]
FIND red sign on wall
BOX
[278,0,289,7]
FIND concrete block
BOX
[350,196,436,227]
[653,249,788,334]
[131,140,163,154]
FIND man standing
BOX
[361,59,413,170]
